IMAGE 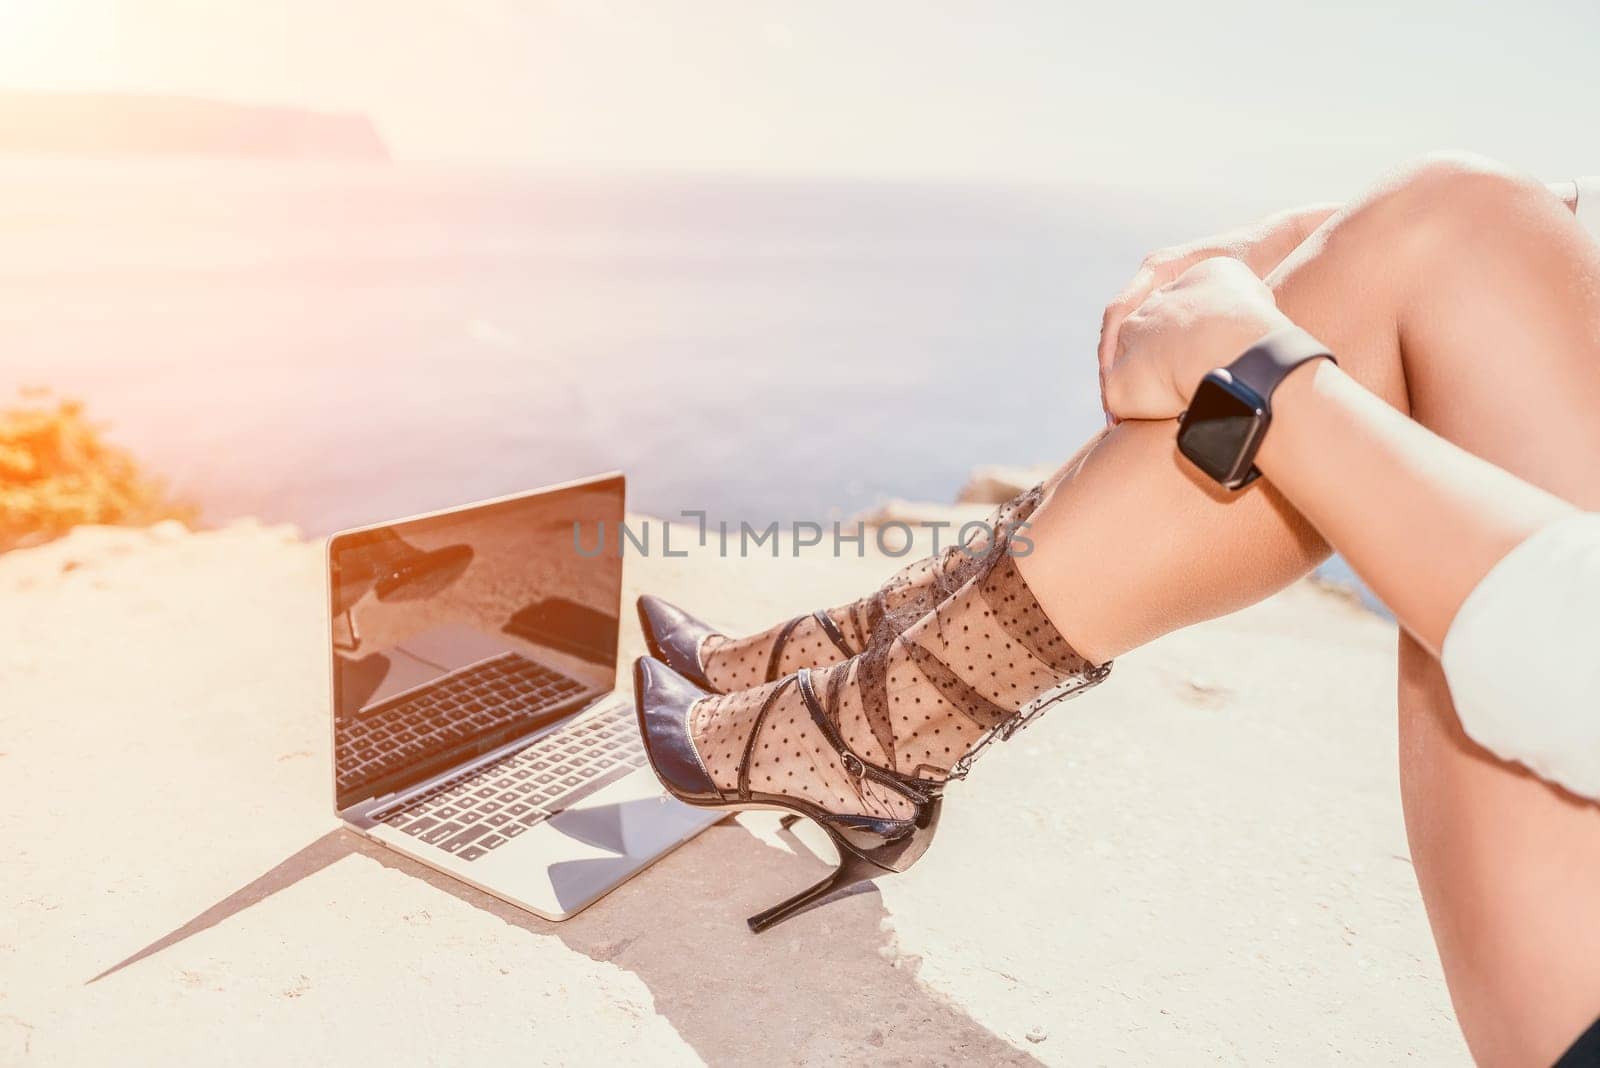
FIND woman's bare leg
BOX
[1017,153,1600,1063]
[1376,176,1600,1066]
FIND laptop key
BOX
[485,813,510,827]
[421,822,462,845]
[500,822,528,839]
[440,824,489,852]
[479,834,507,851]
[402,817,438,837]
[458,846,486,861]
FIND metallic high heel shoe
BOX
[633,656,942,932]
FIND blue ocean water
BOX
[0,160,1378,608]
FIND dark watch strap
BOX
[1227,325,1336,400]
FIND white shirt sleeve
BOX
[1440,514,1600,801]
[1577,176,1600,243]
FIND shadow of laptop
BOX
[88,817,1042,1066]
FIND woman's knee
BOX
[1343,151,1553,258]
[1298,151,1569,410]
[1387,150,1545,215]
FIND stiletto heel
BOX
[747,845,890,932]
[634,657,944,933]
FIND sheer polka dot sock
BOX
[697,485,1046,693]
[698,607,862,694]
[690,677,919,821]
[685,547,1110,819]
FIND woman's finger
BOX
[1101,350,1168,421]
[1096,265,1157,378]
[1100,350,1152,415]
[1097,266,1162,424]
[1102,323,1185,422]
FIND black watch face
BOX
[1177,373,1268,486]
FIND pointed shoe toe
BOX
[636,594,720,690]
[632,656,720,802]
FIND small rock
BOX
[1026,1027,1048,1044]
[1181,675,1229,708]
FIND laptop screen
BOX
[328,475,624,811]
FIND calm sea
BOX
[0,160,1374,604]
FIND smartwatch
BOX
[1175,325,1335,490]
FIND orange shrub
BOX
[0,395,192,551]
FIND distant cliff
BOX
[0,91,390,161]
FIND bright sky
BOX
[2,0,1597,199]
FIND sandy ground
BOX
[0,519,1467,1065]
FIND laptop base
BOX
[358,767,722,920]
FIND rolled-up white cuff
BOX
[1577,176,1600,243]
[1441,514,1600,801]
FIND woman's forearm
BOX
[1255,360,1576,654]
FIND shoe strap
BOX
[946,664,1114,780]
[763,616,806,683]
[794,668,940,804]
[810,609,856,660]
[765,612,856,683]
[736,674,797,800]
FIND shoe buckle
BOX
[840,752,865,779]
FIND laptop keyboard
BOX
[371,699,645,862]
[336,652,591,796]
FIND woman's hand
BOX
[1096,203,1338,417]
[1101,257,1290,421]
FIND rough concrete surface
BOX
[1,520,1467,1065]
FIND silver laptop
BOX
[327,472,721,920]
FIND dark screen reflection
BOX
[1178,382,1264,479]
[330,477,623,810]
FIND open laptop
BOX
[327,472,721,920]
